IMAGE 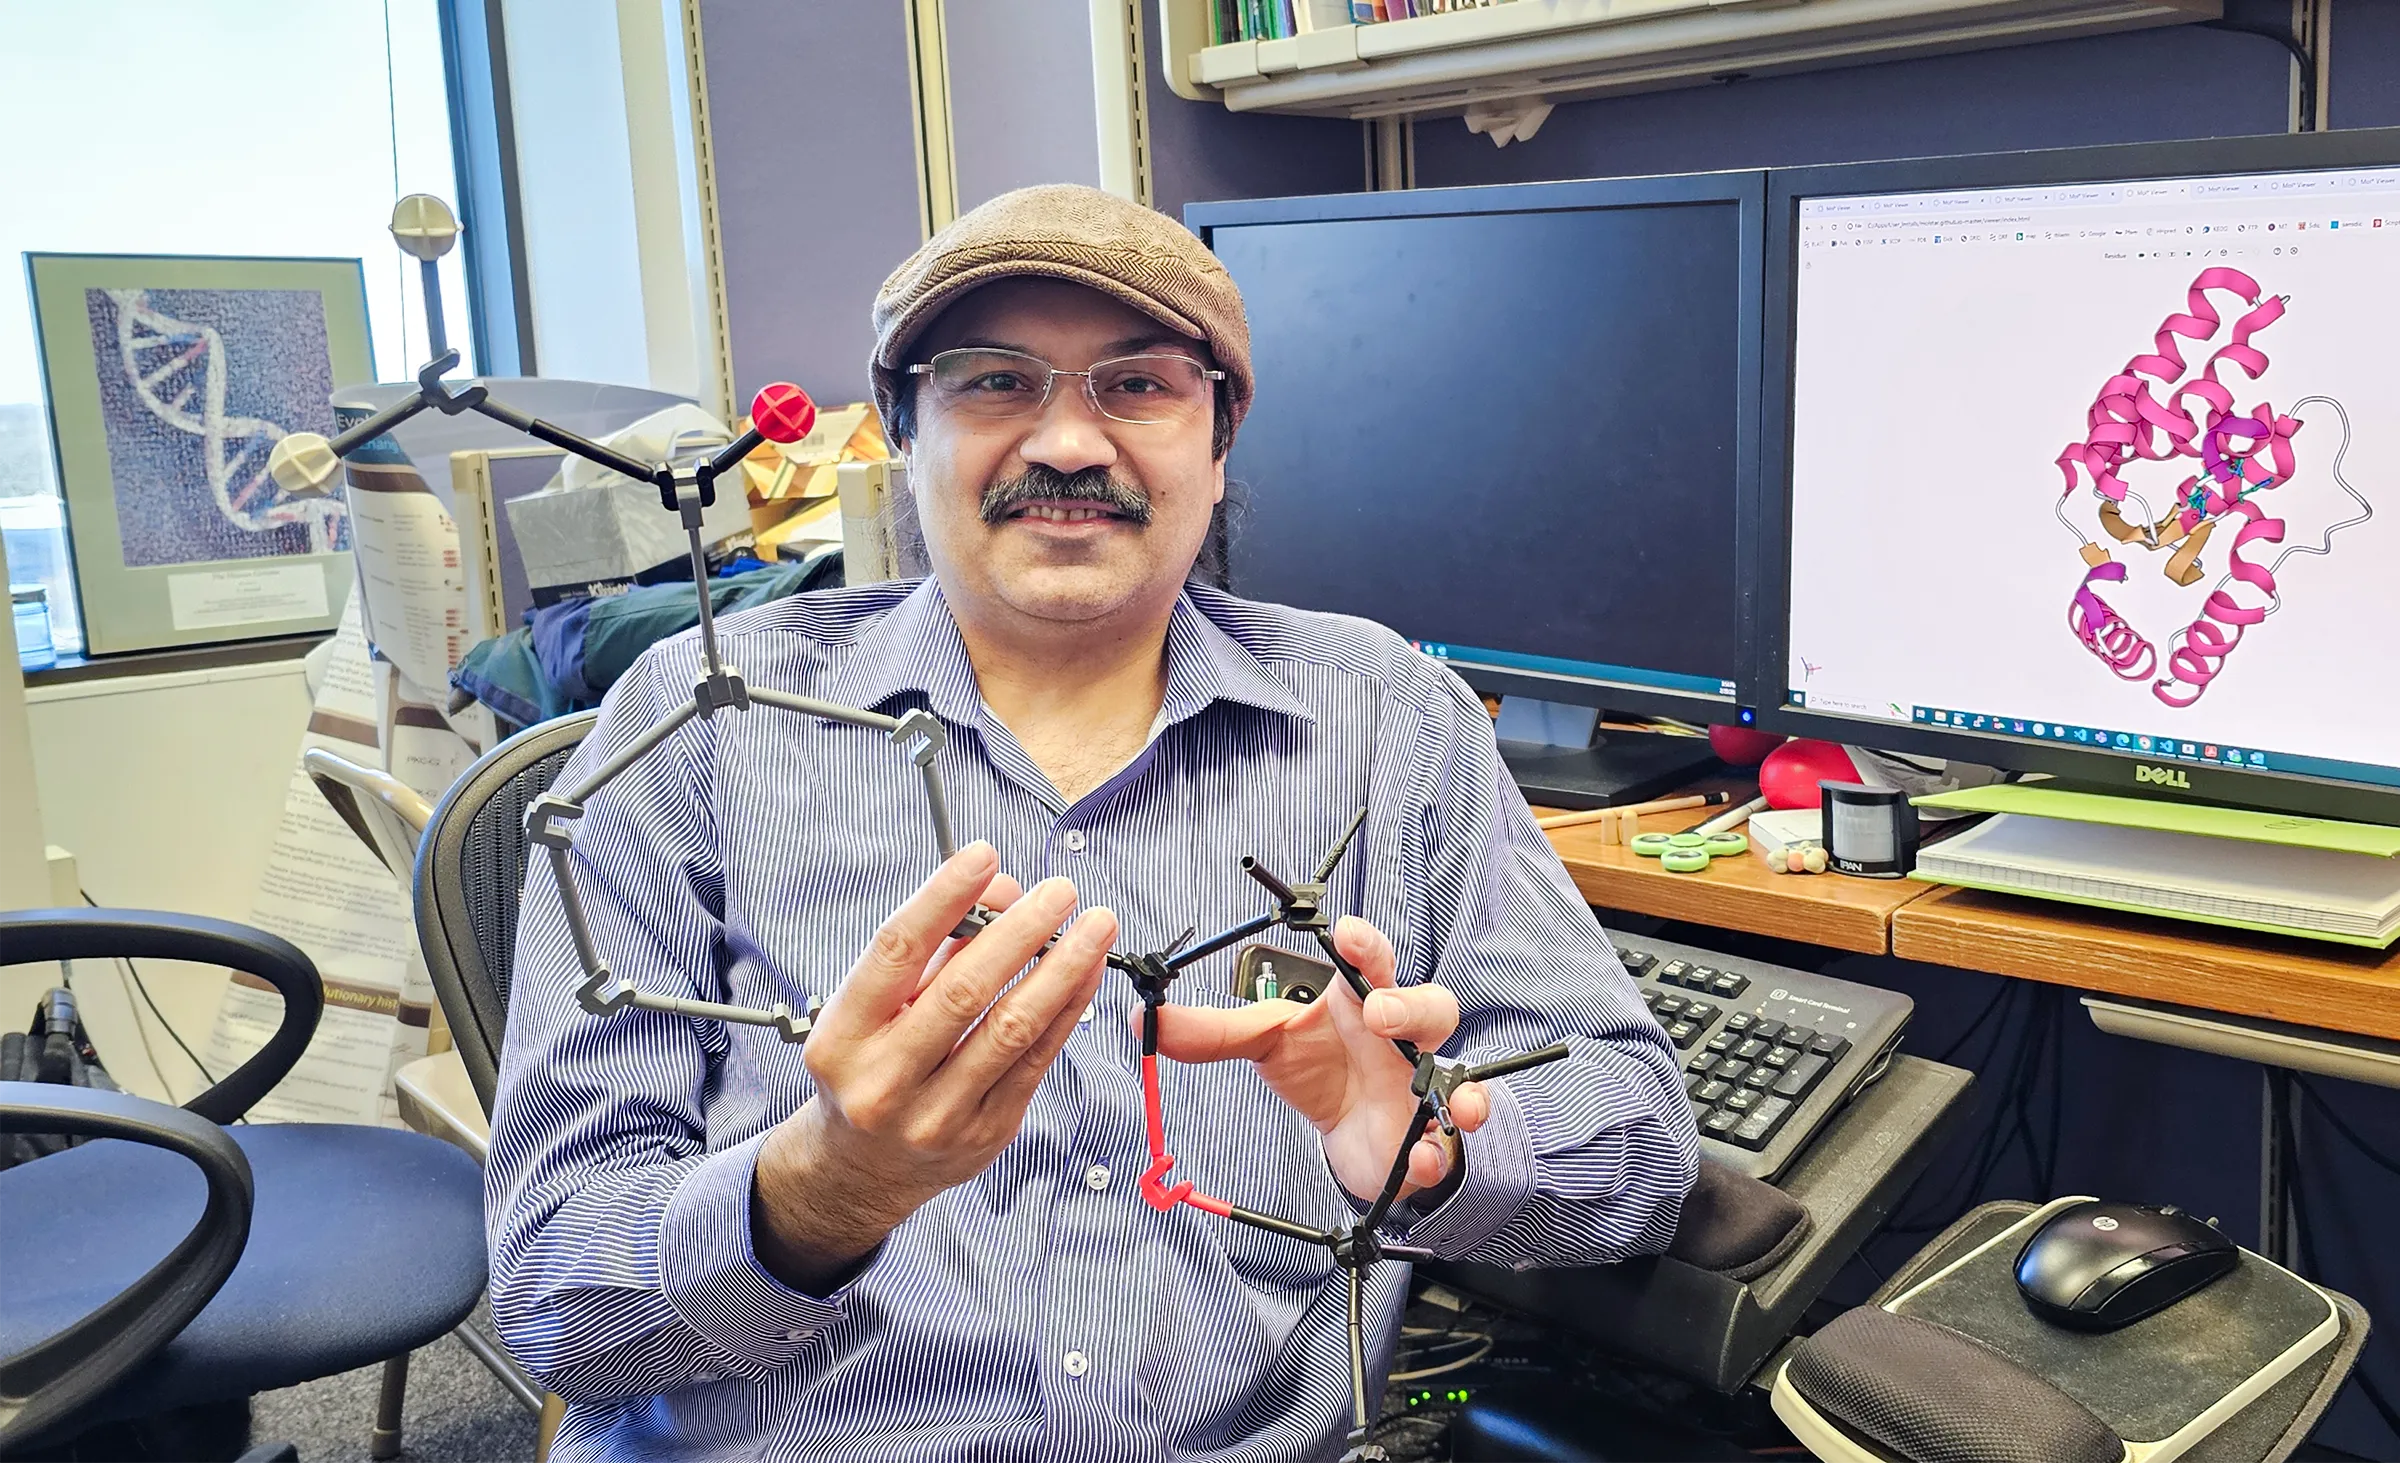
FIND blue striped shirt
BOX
[489,577,1698,1462]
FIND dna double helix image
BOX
[83,286,349,568]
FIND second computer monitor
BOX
[1189,174,1762,732]
[1762,130,2400,822]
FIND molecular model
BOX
[2055,266,2373,708]
[269,197,1567,1462]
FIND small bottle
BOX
[11,584,55,673]
[1257,960,1280,1002]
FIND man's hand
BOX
[753,842,1116,1292]
[1142,916,1488,1209]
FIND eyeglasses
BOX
[907,348,1223,426]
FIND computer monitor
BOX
[1759,129,2400,823]
[1188,173,1763,807]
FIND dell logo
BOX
[2134,765,2190,789]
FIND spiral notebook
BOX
[1913,813,2400,946]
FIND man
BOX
[488,184,1697,1461]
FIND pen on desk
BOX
[1692,793,1772,838]
[1534,791,1730,831]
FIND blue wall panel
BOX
[2330,0,2400,129]
[699,0,923,407]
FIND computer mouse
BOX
[2014,1199,2239,1331]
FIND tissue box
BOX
[504,469,751,604]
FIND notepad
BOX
[1915,814,2400,946]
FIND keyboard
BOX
[1613,933,1913,1182]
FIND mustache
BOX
[979,465,1153,526]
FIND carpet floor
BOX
[248,1330,538,1462]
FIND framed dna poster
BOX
[26,253,370,654]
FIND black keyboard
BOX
[1614,933,1912,1182]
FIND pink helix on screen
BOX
[2052,268,2316,708]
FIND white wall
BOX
[16,660,310,1102]
[0,538,52,909]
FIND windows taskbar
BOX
[1905,703,2400,791]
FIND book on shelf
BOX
[1217,0,1366,40]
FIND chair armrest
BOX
[0,1083,254,1452]
[0,909,324,1124]
[305,747,432,881]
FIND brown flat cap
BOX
[870,184,1252,443]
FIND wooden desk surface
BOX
[1536,774,2400,1041]
[1893,884,2400,1041]
[1538,799,1929,955]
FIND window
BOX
[0,0,472,658]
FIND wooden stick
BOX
[1535,791,1730,831]
[1693,793,1772,838]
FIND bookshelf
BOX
[1160,0,2216,124]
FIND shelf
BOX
[1162,0,2218,121]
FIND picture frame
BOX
[26,252,372,654]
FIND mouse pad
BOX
[1885,1197,2337,1448]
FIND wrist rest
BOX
[1776,1197,2364,1463]
[1783,1307,2123,1463]
[1667,1159,1810,1282]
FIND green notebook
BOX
[1907,795,2400,947]
[1912,783,2400,858]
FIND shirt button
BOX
[1062,828,1087,854]
[783,1330,808,1342]
[1079,1002,1095,1025]
[1085,1163,1110,1191]
[1062,1350,1089,1377]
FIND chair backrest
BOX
[412,712,597,1115]
[303,748,433,881]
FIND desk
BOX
[1892,885,2400,1044]
[1539,796,2400,1045]
[1540,787,2400,1270]
[1537,798,1927,956]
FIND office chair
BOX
[410,711,596,1459]
[304,750,448,1057]
[307,744,561,1436]
[0,910,485,1461]
[413,711,596,1114]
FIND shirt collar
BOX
[818,577,986,727]
[819,577,1314,732]
[1158,590,1316,730]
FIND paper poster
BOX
[205,590,434,1125]
[380,660,479,803]
[342,455,469,694]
